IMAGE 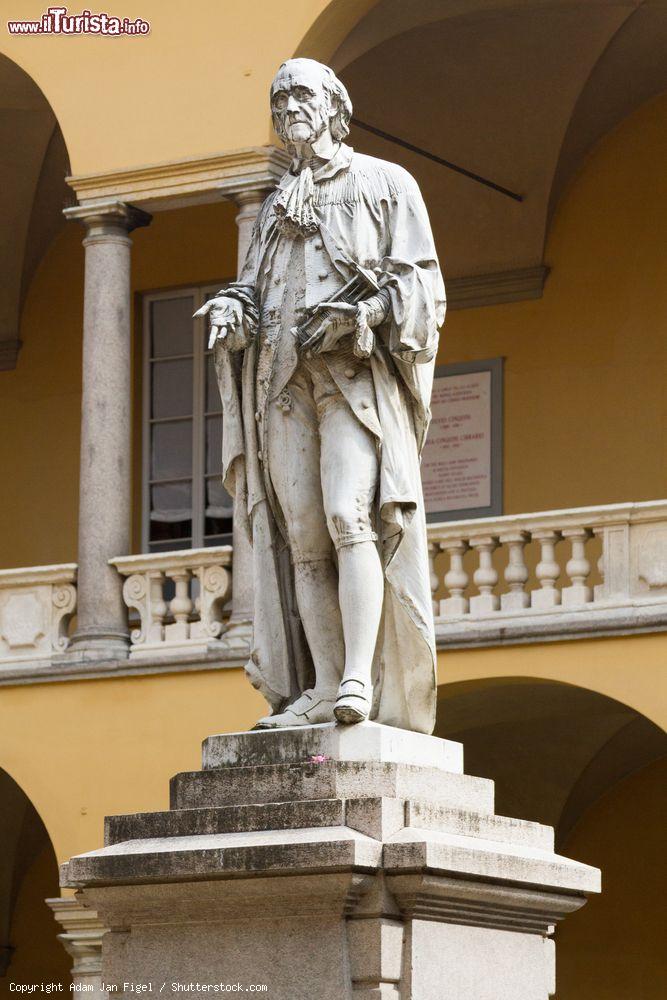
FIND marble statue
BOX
[197,58,445,733]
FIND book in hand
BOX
[293,263,380,354]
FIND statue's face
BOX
[271,63,334,147]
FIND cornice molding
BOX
[0,339,21,371]
[67,146,290,212]
[447,265,549,310]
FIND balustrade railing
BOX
[428,501,667,643]
[0,564,77,669]
[1,503,666,676]
[110,547,232,659]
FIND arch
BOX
[547,1,667,231]
[0,766,70,982]
[0,53,70,370]
[294,0,379,64]
[293,0,667,285]
[435,675,666,846]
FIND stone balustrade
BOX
[428,500,667,645]
[110,547,232,660]
[1,502,666,679]
[0,564,77,673]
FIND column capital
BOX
[64,199,152,237]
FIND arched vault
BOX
[298,0,667,286]
[436,677,667,848]
[0,54,70,370]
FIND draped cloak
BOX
[215,143,446,735]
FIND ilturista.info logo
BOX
[7,6,150,35]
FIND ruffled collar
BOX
[273,144,354,236]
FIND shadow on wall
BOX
[435,676,666,842]
[555,756,667,999]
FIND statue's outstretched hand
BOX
[194,296,247,352]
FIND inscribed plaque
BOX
[422,360,502,519]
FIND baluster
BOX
[469,535,499,614]
[441,539,469,617]
[531,530,562,609]
[428,541,441,617]
[165,568,193,642]
[562,527,593,606]
[192,564,232,640]
[122,570,166,647]
[500,531,530,611]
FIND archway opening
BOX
[0,53,70,371]
[0,768,70,990]
[436,677,667,999]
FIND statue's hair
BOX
[271,58,353,142]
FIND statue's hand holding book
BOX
[293,261,384,357]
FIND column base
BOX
[62,723,600,999]
[65,626,129,662]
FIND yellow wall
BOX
[0,0,351,173]
[435,632,667,733]
[1,223,82,569]
[437,92,667,514]
[0,667,265,866]
[0,200,238,570]
[555,757,667,999]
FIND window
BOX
[142,285,233,552]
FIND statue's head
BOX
[270,58,352,152]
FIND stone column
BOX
[219,184,274,650]
[64,201,151,660]
[46,897,107,996]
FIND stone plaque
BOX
[422,359,503,520]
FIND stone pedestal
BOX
[62,723,599,999]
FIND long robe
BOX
[215,143,446,735]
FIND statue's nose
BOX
[286,94,299,112]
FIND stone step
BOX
[170,760,495,814]
[404,801,554,851]
[106,795,550,851]
[105,799,345,845]
[202,722,463,773]
[64,826,383,889]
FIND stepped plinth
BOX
[62,722,599,999]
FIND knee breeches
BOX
[266,357,379,561]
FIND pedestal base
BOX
[62,723,599,999]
